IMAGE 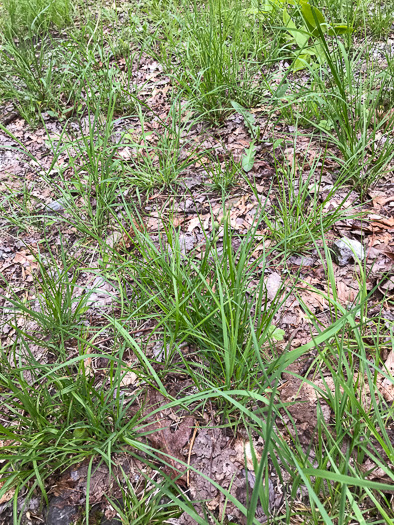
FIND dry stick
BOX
[187,422,199,487]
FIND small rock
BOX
[265,272,282,301]
[70,469,80,481]
[28,497,40,511]
[332,238,365,266]
[288,255,314,267]
[44,198,68,214]
[101,518,122,525]
[152,341,170,362]
[46,496,77,525]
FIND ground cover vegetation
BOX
[0,0,393,522]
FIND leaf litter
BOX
[0,3,394,523]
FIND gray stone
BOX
[332,238,365,266]
[288,255,314,267]
[181,175,202,190]
[28,497,40,511]
[44,198,68,214]
[46,496,77,525]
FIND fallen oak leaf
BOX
[377,351,394,402]
[172,216,184,228]
[370,217,394,230]
[372,195,394,209]
[336,281,358,305]
[13,251,37,268]
[187,216,201,232]
[142,389,195,484]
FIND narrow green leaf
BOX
[304,469,394,491]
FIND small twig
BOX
[129,326,153,335]
[187,422,199,487]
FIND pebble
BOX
[332,238,365,266]
[101,518,122,524]
[45,496,77,525]
[288,255,314,266]
[44,198,68,214]
[45,496,123,525]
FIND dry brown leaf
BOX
[120,370,138,387]
[117,220,144,250]
[234,438,262,472]
[299,290,327,313]
[142,389,195,483]
[172,216,184,228]
[0,473,15,504]
[82,357,94,377]
[372,195,394,210]
[0,488,15,505]
[377,351,394,402]
[13,252,37,268]
[187,216,201,232]
[379,276,394,295]
[336,281,358,304]
[370,217,394,230]
[251,243,265,258]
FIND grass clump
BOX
[164,0,269,123]
[284,30,394,195]
[205,153,241,194]
[0,338,143,506]
[263,150,360,254]
[0,0,394,522]
[0,14,142,123]
[108,471,182,524]
[120,211,288,390]
[123,99,202,190]
[3,240,91,348]
[0,34,73,123]
[1,0,73,35]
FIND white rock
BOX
[332,238,365,266]
[265,272,282,300]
